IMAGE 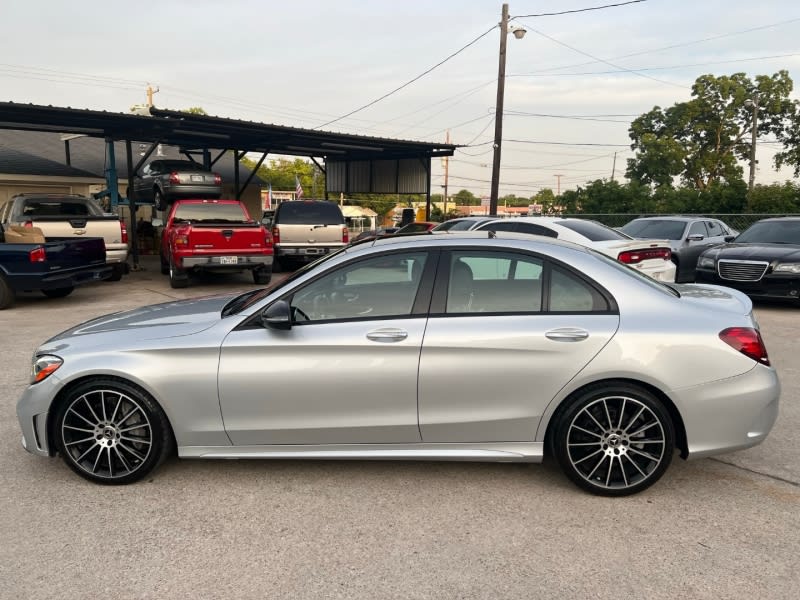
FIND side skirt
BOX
[178,442,544,463]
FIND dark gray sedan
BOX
[133,159,222,210]
[621,216,737,282]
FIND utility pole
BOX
[554,174,563,196]
[146,84,159,107]
[611,152,617,182]
[489,3,510,216]
[443,130,450,218]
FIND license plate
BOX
[220,256,238,265]
[306,248,320,254]
[191,175,204,182]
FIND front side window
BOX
[291,252,428,322]
[446,251,544,313]
[688,221,708,237]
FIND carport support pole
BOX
[424,159,432,221]
[126,140,140,271]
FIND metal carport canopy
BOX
[0,102,455,163]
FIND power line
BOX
[314,24,497,130]
[504,110,632,123]
[514,0,647,19]
[521,17,800,76]
[519,24,686,89]
[504,139,630,147]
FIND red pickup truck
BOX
[158,199,273,288]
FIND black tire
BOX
[54,378,172,484]
[154,189,166,212]
[0,274,15,310]
[169,254,189,289]
[42,286,74,298]
[253,267,272,285]
[107,264,124,282]
[552,383,674,496]
[272,257,283,273]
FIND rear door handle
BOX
[545,327,589,342]
[366,328,408,343]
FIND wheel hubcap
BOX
[567,396,665,490]
[61,388,152,479]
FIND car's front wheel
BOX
[54,378,172,484]
[553,383,675,496]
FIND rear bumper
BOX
[276,245,345,260]
[10,265,112,291]
[635,260,676,283]
[672,364,780,459]
[696,269,800,300]
[180,255,273,269]
[163,184,222,198]
[106,246,129,265]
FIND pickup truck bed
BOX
[0,225,111,309]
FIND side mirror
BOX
[687,234,705,242]
[261,300,292,330]
[151,218,164,227]
[724,235,736,243]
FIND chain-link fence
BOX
[561,213,800,232]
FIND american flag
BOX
[295,175,304,200]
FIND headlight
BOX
[698,256,715,269]
[774,262,800,274]
[31,354,63,384]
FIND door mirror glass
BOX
[261,300,292,330]
[724,235,736,243]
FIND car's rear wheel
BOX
[107,264,124,282]
[169,254,189,288]
[54,379,172,484]
[42,286,74,298]
[0,274,15,310]
[553,383,674,496]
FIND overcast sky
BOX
[1,0,798,198]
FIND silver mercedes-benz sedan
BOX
[17,232,779,496]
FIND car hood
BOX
[46,294,237,343]
[704,243,800,262]
[673,283,753,315]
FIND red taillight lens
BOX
[618,247,671,264]
[271,226,280,244]
[23,220,33,228]
[120,220,128,244]
[175,234,189,246]
[213,173,222,185]
[169,171,181,184]
[29,247,46,263]
[342,226,349,244]
[719,327,770,366]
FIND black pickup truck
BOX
[0,224,111,309]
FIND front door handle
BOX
[545,327,589,342]
[366,328,408,343]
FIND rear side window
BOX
[275,201,344,225]
[549,266,610,312]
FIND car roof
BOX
[356,229,589,253]
[628,215,720,222]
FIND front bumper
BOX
[180,255,273,269]
[672,364,780,459]
[695,269,800,300]
[17,374,63,457]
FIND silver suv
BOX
[271,200,348,270]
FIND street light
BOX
[744,94,759,195]
[489,4,526,216]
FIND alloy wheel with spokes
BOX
[554,385,675,496]
[55,379,171,484]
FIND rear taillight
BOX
[169,171,181,184]
[271,226,280,244]
[120,220,128,244]
[719,327,770,366]
[213,173,222,185]
[342,226,349,244]
[29,247,46,263]
[175,234,189,246]
[23,220,33,228]
[618,247,671,264]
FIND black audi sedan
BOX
[695,217,800,302]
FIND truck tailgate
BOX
[188,223,268,253]
[276,223,345,246]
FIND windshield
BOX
[22,198,104,217]
[173,202,250,224]
[621,219,686,240]
[223,246,349,315]
[735,220,800,244]
[560,219,630,241]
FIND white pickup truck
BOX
[0,194,129,280]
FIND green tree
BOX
[182,106,208,115]
[627,71,796,190]
[453,189,479,206]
